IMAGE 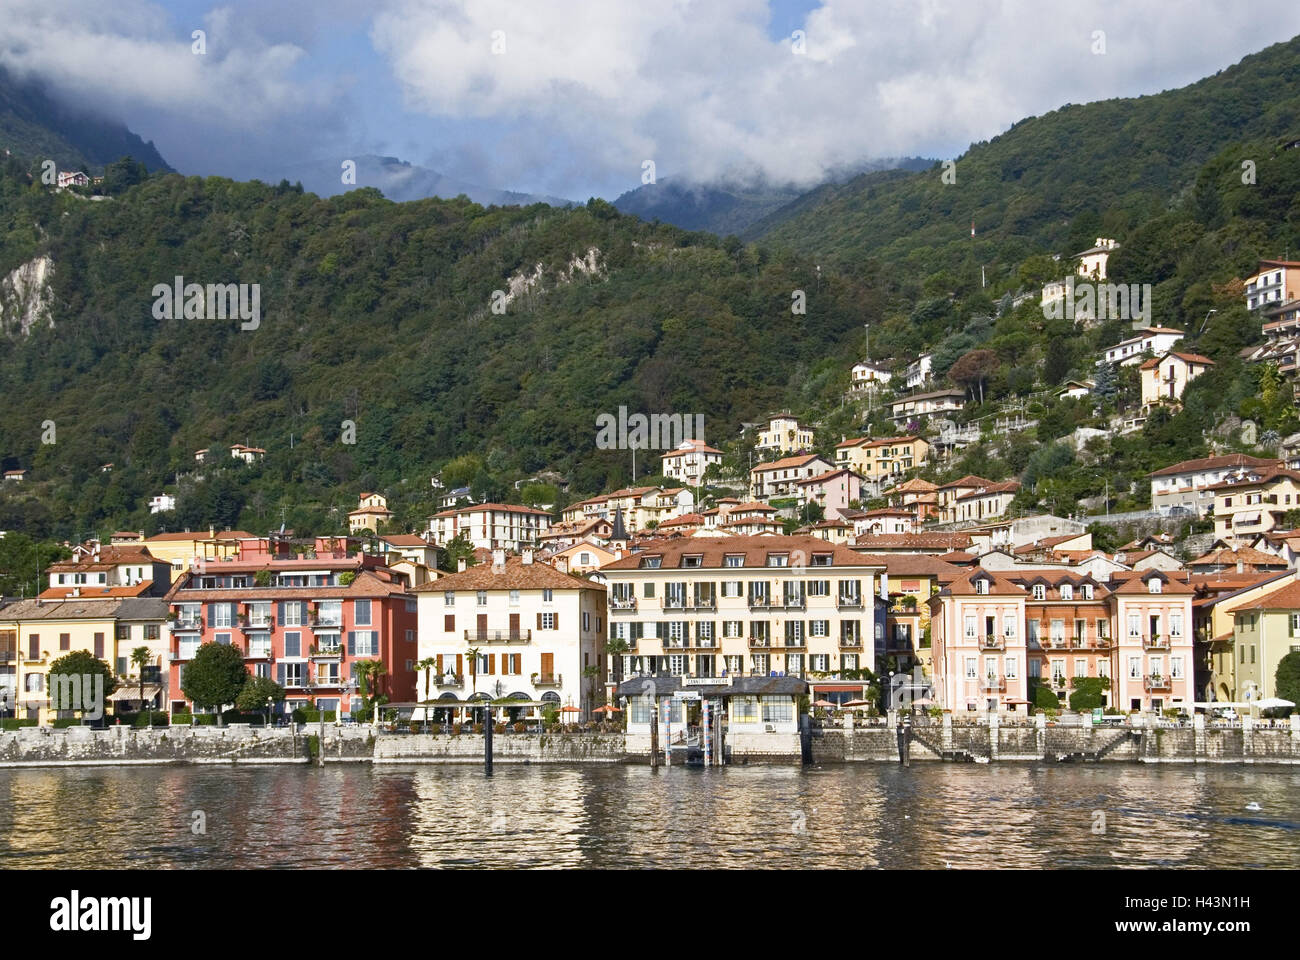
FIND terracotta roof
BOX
[796,468,862,486]
[1228,579,1300,614]
[1205,466,1300,491]
[751,454,828,472]
[937,475,994,491]
[602,535,881,571]
[852,532,974,550]
[728,502,778,513]
[38,582,157,600]
[348,505,394,516]
[954,480,1020,501]
[1148,454,1277,478]
[143,530,255,542]
[431,502,553,518]
[853,554,961,579]
[1014,534,1085,553]
[660,440,722,458]
[380,534,431,547]
[938,551,977,563]
[940,569,1028,597]
[1138,351,1215,370]
[1,598,129,620]
[410,557,599,592]
[658,513,705,528]
[891,478,938,493]
[1190,546,1288,567]
[836,435,923,449]
[168,568,410,602]
[1109,570,1194,595]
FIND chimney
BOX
[522,547,534,565]
[1237,559,1245,574]
[555,555,569,574]
[209,525,216,539]
[492,548,506,572]
[457,557,467,573]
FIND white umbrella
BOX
[1252,697,1294,710]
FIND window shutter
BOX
[536,612,542,630]
[445,615,454,632]
[348,631,355,653]
[436,654,443,674]
[455,654,463,677]
[277,663,285,686]
[553,614,559,632]
[488,654,496,675]
[277,602,285,625]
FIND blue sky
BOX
[5,0,1300,202]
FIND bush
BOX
[493,723,506,734]
[409,721,421,733]
[1033,684,1060,710]
[473,723,484,734]
[1,718,38,730]
[513,722,526,733]
[1068,677,1107,712]
[128,711,169,727]
[171,713,193,725]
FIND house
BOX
[0,597,170,723]
[949,481,1021,524]
[849,360,893,393]
[936,476,993,523]
[1139,351,1214,407]
[56,171,89,188]
[42,543,171,599]
[601,535,887,682]
[795,468,866,519]
[374,534,439,568]
[1208,465,1300,539]
[904,353,933,390]
[660,439,723,487]
[928,568,1031,714]
[1108,570,1196,713]
[1226,579,1300,706]
[429,503,553,551]
[1011,570,1115,705]
[1148,454,1281,519]
[755,414,814,455]
[1193,570,1298,703]
[148,494,176,514]
[848,508,917,536]
[1244,259,1300,312]
[140,529,256,583]
[851,532,974,556]
[715,503,784,536]
[749,454,834,500]
[889,388,965,423]
[1075,238,1119,280]
[548,540,618,575]
[834,435,929,486]
[348,491,395,533]
[1188,545,1289,575]
[537,517,614,550]
[230,443,266,463]
[854,554,962,677]
[1056,379,1095,400]
[3,469,25,482]
[411,549,606,720]
[164,538,419,719]
[194,449,208,463]
[1100,327,1185,367]
[887,477,940,524]
[795,518,855,544]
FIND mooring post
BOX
[649,700,659,769]
[484,704,493,776]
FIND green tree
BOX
[235,674,286,726]
[1275,651,1300,713]
[47,650,118,723]
[438,533,476,573]
[180,642,249,726]
[129,645,152,715]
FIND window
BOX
[214,603,234,628]
[444,591,455,606]
[582,612,590,631]
[731,696,760,723]
[1171,657,1184,679]
[964,657,977,679]
[724,555,744,567]
[767,554,789,567]
[964,615,977,639]
[540,613,556,630]
[641,557,662,569]
[807,580,830,597]
[1128,614,1141,637]
[723,621,744,638]
[975,578,988,595]
[810,620,829,637]
[143,624,160,640]
[1004,656,1018,679]
[477,591,487,607]
[1032,584,1045,600]
[509,590,519,606]
[1082,584,1094,600]
[762,697,794,722]
[1170,612,1183,637]
[1003,614,1017,638]
[682,555,702,568]
[1097,659,1109,680]
[1148,578,1162,594]
[116,624,131,641]
[810,654,829,671]
[721,580,743,598]
[1128,656,1141,679]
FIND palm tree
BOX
[606,637,629,687]
[416,656,437,732]
[582,664,601,721]
[356,659,388,723]
[466,645,481,697]
[130,646,152,721]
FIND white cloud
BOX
[370,0,1300,191]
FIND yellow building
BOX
[140,529,253,582]
[1195,571,1296,703]
[1208,466,1300,540]
[853,553,960,678]
[0,597,169,723]
[348,492,394,533]
[835,435,930,482]
[1227,578,1300,706]
[1139,351,1214,408]
[756,414,814,455]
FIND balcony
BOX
[610,597,638,613]
[463,629,532,644]
[171,617,202,632]
[782,637,807,649]
[311,675,354,689]
[533,673,562,687]
[1143,675,1173,692]
[1142,635,1170,651]
[748,637,772,648]
[437,674,464,688]
[245,643,272,660]
[689,597,718,612]
[838,637,862,648]
[748,596,773,610]
[694,637,721,650]
[1092,637,1112,649]
[310,643,344,659]
[175,645,201,661]
[979,634,1005,651]
[837,596,864,610]
[780,596,807,611]
[981,676,1006,692]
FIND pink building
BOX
[929,568,1030,713]
[1107,569,1195,713]
[796,468,866,520]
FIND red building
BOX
[164,536,417,718]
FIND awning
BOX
[108,685,161,703]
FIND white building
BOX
[755,414,814,455]
[1076,238,1119,280]
[429,502,553,551]
[749,454,834,500]
[904,353,933,390]
[1099,327,1184,367]
[412,549,607,719]
[1245,260,1300,312]
[660,439,723,487]
[148,494,176,514]
[1147,454,1280,518]
[849,361,893,393]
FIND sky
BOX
[3,0,1300,201]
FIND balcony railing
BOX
[748,636,771,648]
[694,636,721,649]
[979,635,1005,651]
[245,644,272,660]
[747,596,772,609]
[533,673,562,686]
[1142,635,1171,651]
[689,597,718,611]
[311,676,354,689]
[981,677,1006,692]
[1144,675,1172,692]
[463,629,532,644]
[782,636,807,649]
[610,597,638,612]
[839,637,862,648]
[172,618,202,632]
[837,596,864,610]
[1092,637,1112,649]
[310,643,344,658]
[780,596,807,610]
[436,674,464,688]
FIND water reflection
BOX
[0,764,1298,869]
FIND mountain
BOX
[0,65,171,174]
[752,36,1300,282]
[276,153,572,208]
[614,159,932,237]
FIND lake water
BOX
[2,763,1298,869]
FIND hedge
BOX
[1,718,38,730]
